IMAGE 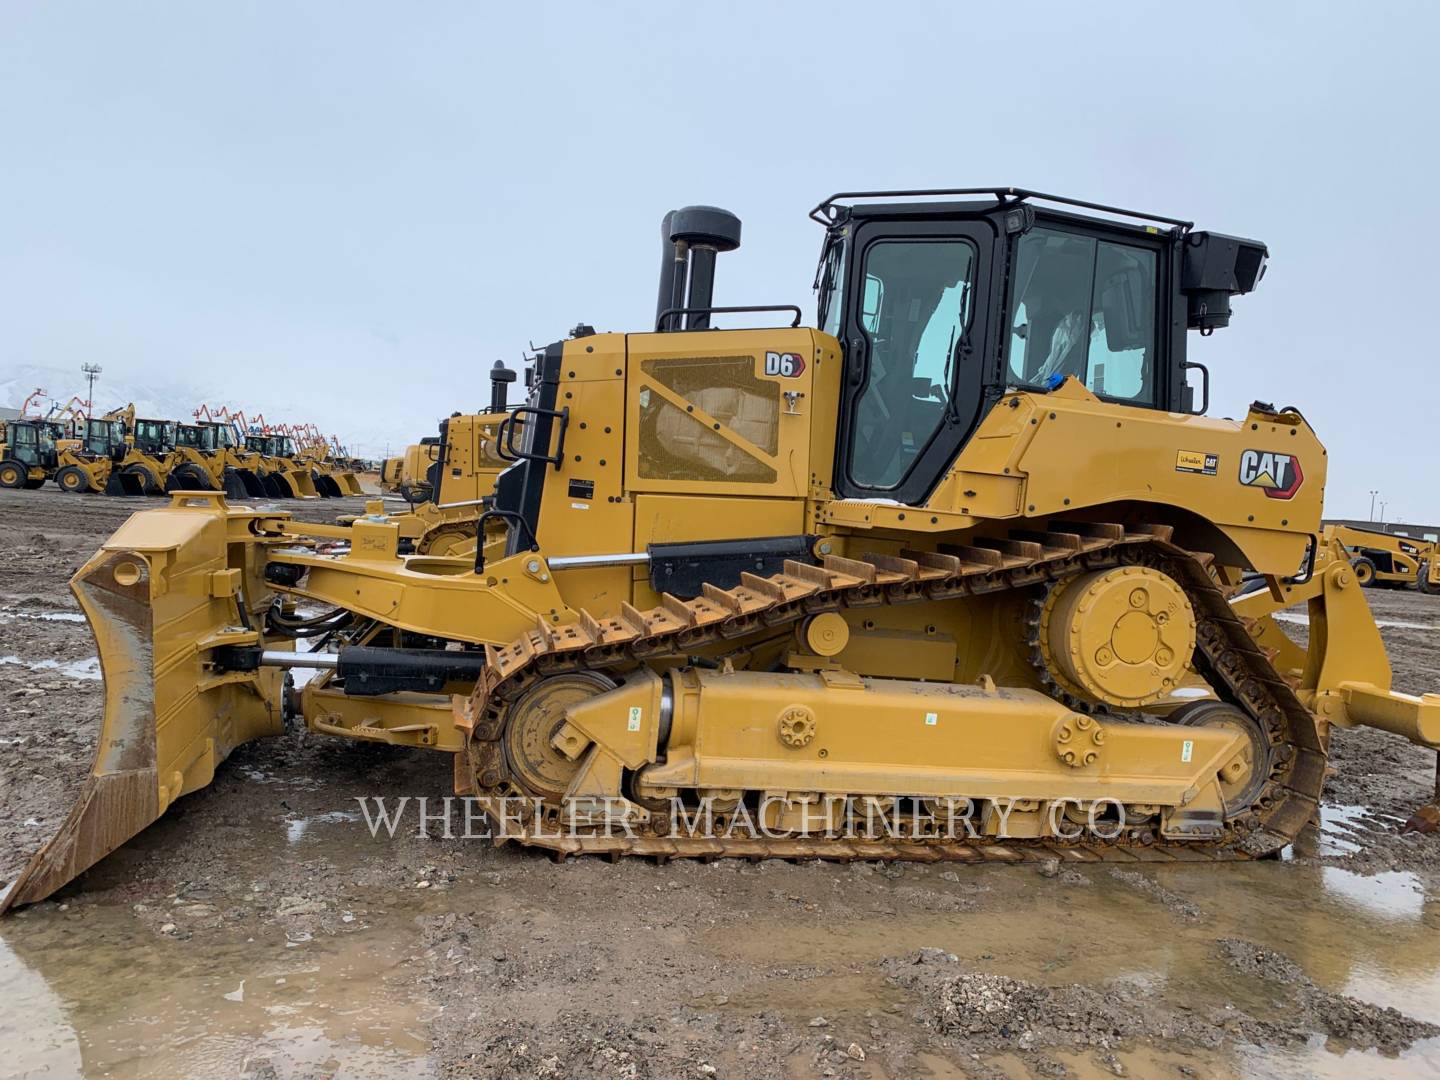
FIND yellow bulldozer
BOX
[1322,523,1439,592]
[379,438,441,503]
[369,373,516,554]
[8,188,1440,911]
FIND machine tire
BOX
[1420,561,1438,595]
[123,465,163,496]
[56,466,91,493]
[1351,556,1377,587]
[165,463,215,492]
[0,460,26,489]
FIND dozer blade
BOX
[0,494,284,911]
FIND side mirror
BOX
[1098,264,1153,352]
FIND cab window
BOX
[1006,227,1158,405]
[849,238,976,489]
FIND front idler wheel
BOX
[497,672,618,804]
[1172,699,1272,817]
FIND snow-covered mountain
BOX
[0,362,407,461]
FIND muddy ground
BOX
[4,487,1440,1078]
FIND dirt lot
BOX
[4,487,1440,1078]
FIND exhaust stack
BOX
[654,205,742,331]
[489,361,516,413]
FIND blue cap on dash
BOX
[1044,373,1066,391]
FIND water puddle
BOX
[5,834,1440,1075]
[1318,803,1370,856]
[286,810,364,843]
[1321,868,1425,920]
[0,903,434,1078]
[0,655,102,680]
[705,859,1440,1073]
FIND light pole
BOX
[1369,490,1379,521]
[80,363,102,416]
[1379,501,1388,525]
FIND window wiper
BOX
[942,325,970,425]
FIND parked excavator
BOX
[8,187,1440,911]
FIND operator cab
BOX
[813,188,1267,504]
[4,421,57,468]
[132,418,176,455]
[84,418,127,458]
[176,423,208,450]
[203,422,237,449]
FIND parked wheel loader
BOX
[51,418,131,493]
[244,433,323,498]
[297,442,364,497]
[90,405,179,495]
[9,187,1440,912]
[165,421,267,498]
[0,418,59,488]
[1321,524,1437,590]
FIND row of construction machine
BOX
[12,187,1440,912]
[3,393,369,498]
[286,424,365,496]
[1322,524,1440,593]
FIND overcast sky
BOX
[2,2,1436,521]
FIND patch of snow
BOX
[0,655,102,681]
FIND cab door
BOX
[834,219,995,505]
